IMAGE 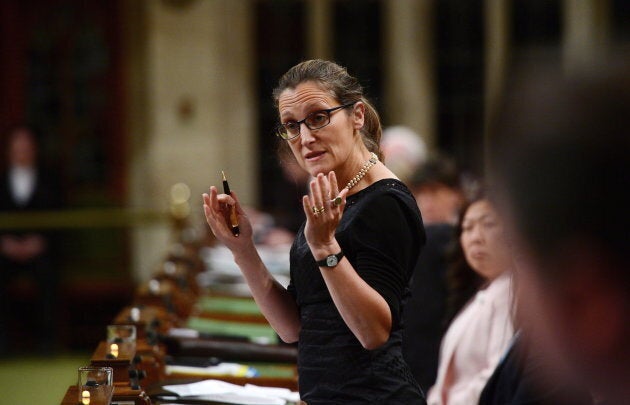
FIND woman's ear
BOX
[352,101,365,130]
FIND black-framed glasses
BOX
[276,101,357,140]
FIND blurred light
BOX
[170,183,191,204]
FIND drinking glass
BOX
[77,366,113,404]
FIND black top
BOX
[288,179,426,404]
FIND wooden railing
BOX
[0,208,170,230]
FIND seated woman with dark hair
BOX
[427,190,515,405]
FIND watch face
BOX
[326,255,338,266]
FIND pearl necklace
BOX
[345,152,379,190]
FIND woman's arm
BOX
[203,188,301,343]
[232,245,301,343]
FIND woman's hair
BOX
[442,187,487,328]
[272,59,382,163]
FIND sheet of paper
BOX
[164,379,241,396]
[243,384,301,402]
[165,362,259,377]
[186,393,285,405]
[163,379,300,405]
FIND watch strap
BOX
[316,251,344,268]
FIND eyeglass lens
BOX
[282,111,329,138]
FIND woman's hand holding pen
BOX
[202,187,253,251]
[302,171,347,258]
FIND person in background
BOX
[478,325,594,405]
[427,190,514,405]
[0,125,63,355]
[410,156,465,226]
[403,155,465,392]
[203,59,426,404]
[489,57,629,404]
[381,125,428,185]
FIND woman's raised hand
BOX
[202,186,253,250]
[302,171,347,252]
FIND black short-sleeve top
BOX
[287,179,426,404]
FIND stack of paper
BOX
[163,379,301,405]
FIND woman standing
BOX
[203,59,426,404]
[427,192,515,405]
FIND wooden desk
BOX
[91,341,136,384]
[134,339,167,388]
[154,260,201,296]
[111,384,152,405]
[112,305,179,339]
[164,294,299,391]
[134,279,195,319]
[192,296,268,325]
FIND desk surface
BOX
[186,317,279,345]
[196,297,262,316]
[169,295,297,392]
[193,296,269,325]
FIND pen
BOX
[221,171,240,237]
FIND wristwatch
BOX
[316,251,344,268]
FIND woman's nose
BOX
[469,225,484,242]
[300,124,316,144]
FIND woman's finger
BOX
[202,193,222,237]
[302,194,316,220]
[328,171,341,209]
[208,186,222,213]
[337,187,348,211]
[205,187,232,228]
[310,174,326,216]
[328,171,339,197]
[230,190,245,216]
[316,172,330,199]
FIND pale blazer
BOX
[427,273,514,405]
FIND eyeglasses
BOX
[276,102,357,140]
